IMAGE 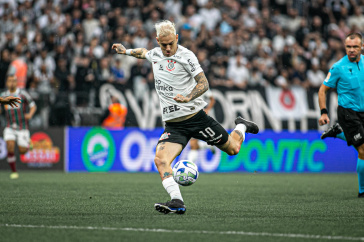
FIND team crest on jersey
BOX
[166,60,176,71]
[159,132,171,141]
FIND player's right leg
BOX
[4,128,18,179]
[154,141,186,214]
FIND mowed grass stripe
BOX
[2,224,364,241]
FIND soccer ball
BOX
[172,160,199,186]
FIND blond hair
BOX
[155,20,176,37]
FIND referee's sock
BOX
[336,132,346,141]
[357,158,364,194]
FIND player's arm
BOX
[0,96,21,108]
[25,104,37,120]
[174,72,209,103]
[318,84,331,126]
[204,96,215,114]
[111,43,148,59]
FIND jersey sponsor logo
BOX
[187,59,195,72]
[324,72,331,82]
[166,60,176,71]
[173,55,181,59]
[163,105,180,114]
[155,79,173,92]
[354,133,362,141]
[159,132,171,141]
[159,64,163,71]
[348,68,353,75]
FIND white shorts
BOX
[3,128,30,148]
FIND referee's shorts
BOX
[338,106,364,147]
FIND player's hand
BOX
[318,114,330,126]
[24,113,32,120]
[174,94,190,103]
[112,43,126,54]
[1,96,21,108]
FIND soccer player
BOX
[187,89,216,164]
[112,20,259,214]
[318,33,364,198]
[1,75,36,179]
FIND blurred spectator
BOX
[275,69,290,89]
[291,62,309,88]
[8,46,28,89]
[82,8,100,43]
[54,58,75,91]
[0,49,11,89]
[96,57,113,83]
[199,2,221,31]
[227,55,249,90]
[33,64,54,95]
[34,49,56,74]
[307,58,326,88]
[110,57,126,84]
[348,8,364,32]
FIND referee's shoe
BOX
[235,117,259,134]
[321,123,343,139]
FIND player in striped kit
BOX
[1,75,36,179]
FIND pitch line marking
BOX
[1,224,364,241]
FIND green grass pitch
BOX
[0,171,363,242]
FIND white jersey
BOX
[145,45,207,121]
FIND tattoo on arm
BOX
[163,172,173,178]
[186,72,209,101]
[233,130,244,141]
[130,48,148,59]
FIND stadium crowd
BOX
[0,0,364,126]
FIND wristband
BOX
[321,108,328,115]
[125,49,132,56]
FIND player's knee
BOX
[19,148,28,155]
[154,156,168,168]
[226,146,240,156]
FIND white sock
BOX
[188,149,199,164]
[233,123,246,141]
[197,140,208,149]
[162,177,183,201]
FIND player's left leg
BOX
[356,143,364,198]
[187,139,199,164]
[154,141,186,214]
[17,129,30,155]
